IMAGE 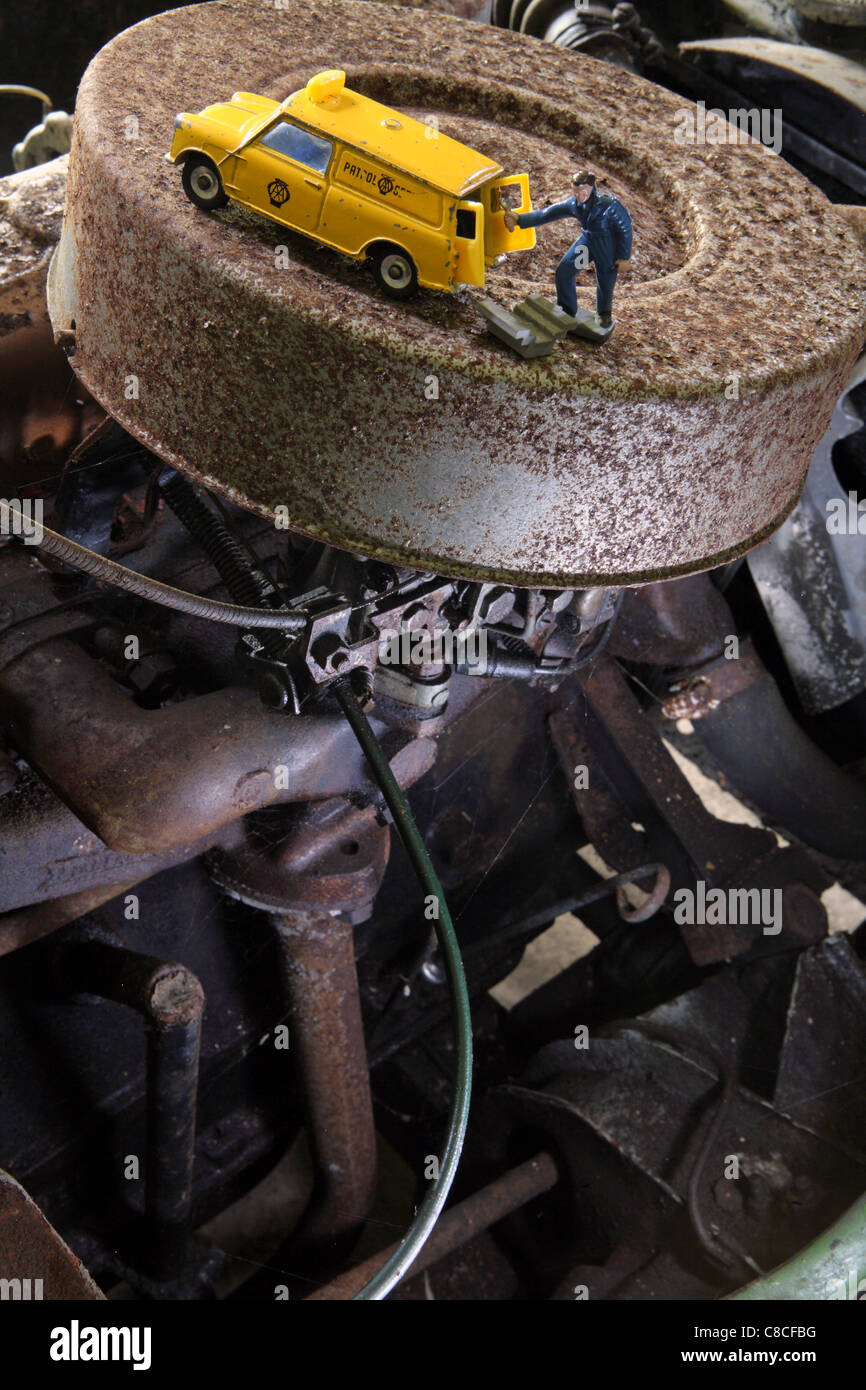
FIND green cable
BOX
[332,677,473,1302]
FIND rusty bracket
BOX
[303,578,455,685]
[244,577,458,708]
[662,640,766,722]
[0,1169,103,1299]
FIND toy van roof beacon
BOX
[169,68,535,297]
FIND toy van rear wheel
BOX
[371,246,419,299]
[182,157,228,210]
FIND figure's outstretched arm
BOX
[514,197,576,230]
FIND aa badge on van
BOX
[267,179,290,207]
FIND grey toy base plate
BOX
[568,307,614,342]
[477,295,613,356]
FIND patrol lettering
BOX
[341,159,409,200]
[343,159,376,184]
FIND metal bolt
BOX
[540,589,574,615]
[421,958,445,985]
[127,650,176,701]
[477,586,514,626]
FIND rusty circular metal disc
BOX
[48,0,866,588]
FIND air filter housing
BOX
[48,0,866,586]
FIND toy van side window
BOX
[257,121,333,175]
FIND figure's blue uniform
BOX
[515,187,633,318]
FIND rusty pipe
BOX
[0,881,140,958]
[306,1151,560,1299]
[0,639,396,854]
[0,780,221,916]
[271,910,378,1271]
[61,940,205,1280]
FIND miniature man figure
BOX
[504,171,632,327]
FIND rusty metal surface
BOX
[575,658,832,964]
[660,639,766,721]
[0,881,139,958]
[306,1150,559,1299]
[271,910,378,1261]
[60,941,205,1279]
[497,1026,866,1286]
[0,770,217,915]
[0,637,428,854]
[210,797,391,920]
[0,1168,103,1298]
[0,156,102,487]
[747,356,866,714]
[0,155,65,327]
[549,705,648,869]
[48,0,866,587]
[582,657,778,877]
[608,574,733,668]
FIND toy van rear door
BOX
[453,200,485,287]
[483,173,535,259]
[237,118,333,232]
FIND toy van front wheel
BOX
[181,157,228,211]
[370,246,418,299]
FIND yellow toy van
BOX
[169,69,535,297]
